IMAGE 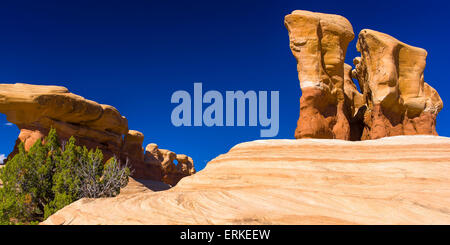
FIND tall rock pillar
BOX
[285,10,355,139]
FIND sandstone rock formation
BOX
[343,63,366,140]
[176,154,196,175]
[142,143,196,186]
[285,10,355,140]
[286,11,443,140]
[0,83,128,160]
[352,29,443,139]
[43,136,450,225]
[0,83,195,185]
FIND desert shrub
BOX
[77,155,130,198]
[0,128,131,224]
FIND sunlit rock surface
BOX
[43,136,450,225]
[285,11,443,140]
[0,83,195,185]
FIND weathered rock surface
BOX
[343,63,366,140]
[285,10,355,140]
[286,11,443,140]
[43,136,450,225]
[141,144,196,186]
[352,29,443,139]
[0,83,128,161]
[176,154,196,175]
[0,83,195,185]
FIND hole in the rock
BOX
[0,114,20,164]
[352,78,362,93]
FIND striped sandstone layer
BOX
[43,136,450,225]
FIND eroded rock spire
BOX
[352,29,443,139]
[286,10,443,140]
[285,10,355,140]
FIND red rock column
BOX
[285,10,354,139]
[352,29,443,139]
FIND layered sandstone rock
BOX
[142,143,196,186]
[121,130,164,181]
[352,29,443,139]
[286,11,443,140]
[176,154,196,175]
[0,83,128,161]
[0,83,195,185]
[122,130,145,164]
[284,10,355,140]
[43,136,450,225]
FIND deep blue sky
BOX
[0,0,449,170]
